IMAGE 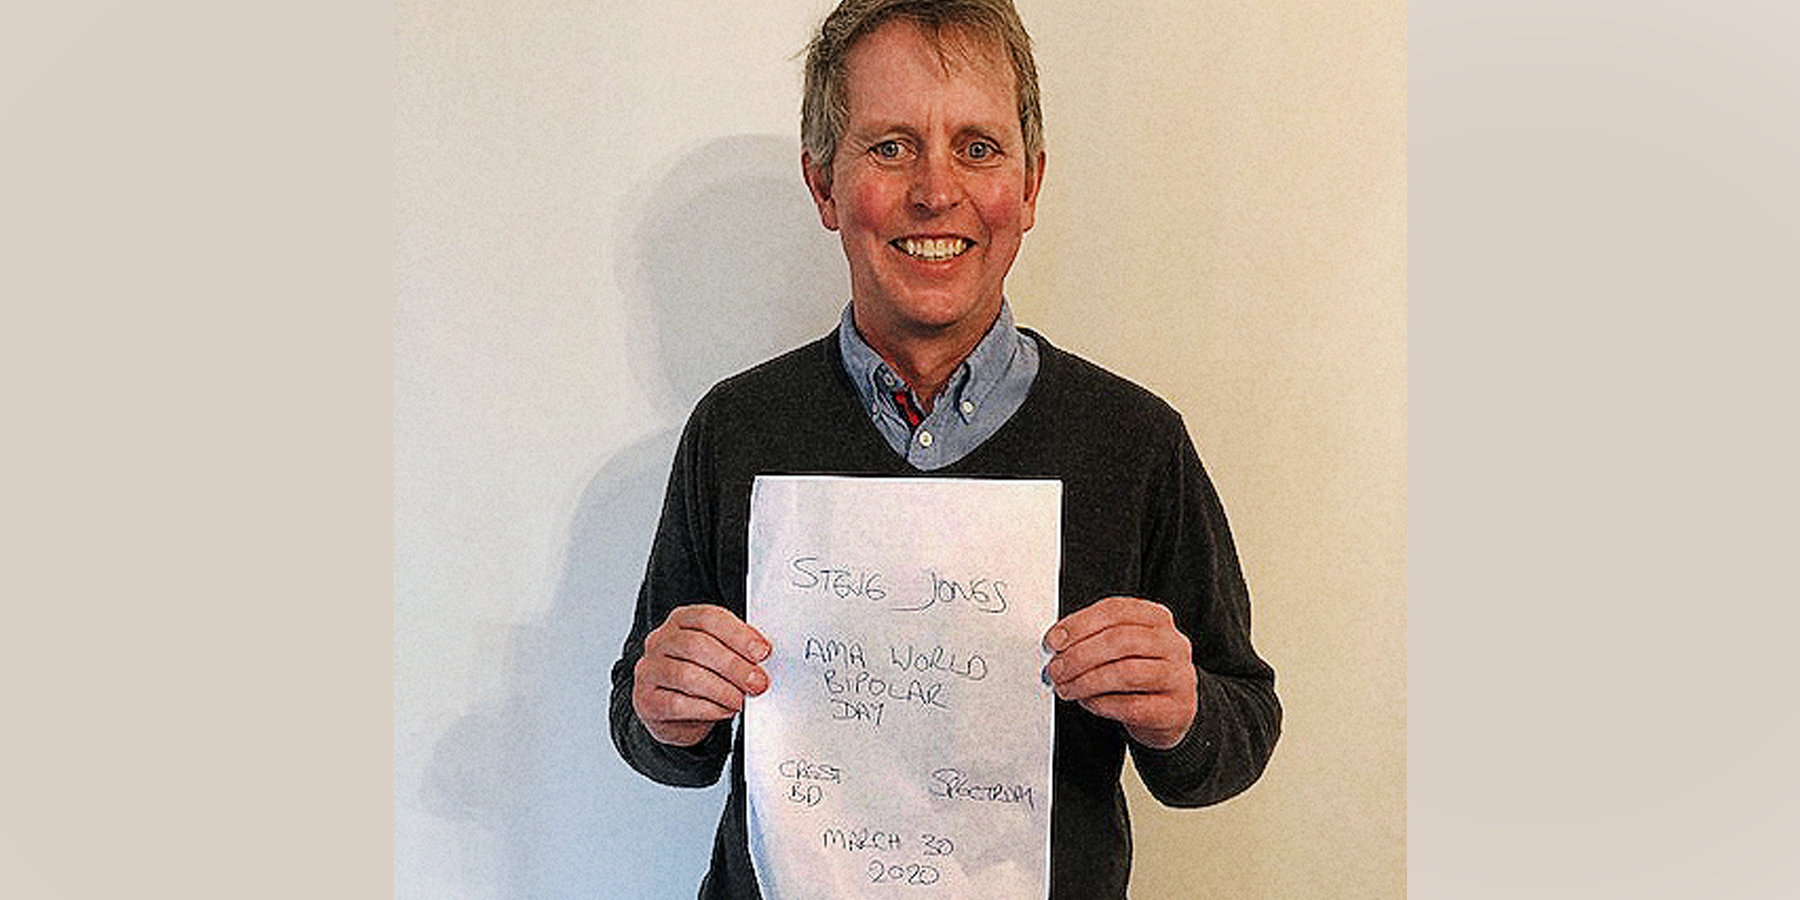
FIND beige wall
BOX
[1017,5,1406,898]
[395,1,1405,897]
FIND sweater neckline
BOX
[823,326,1059,476]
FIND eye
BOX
[965,140,998,162]
[872,140,904,160]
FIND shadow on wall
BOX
[420,135,846,898]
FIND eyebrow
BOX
[849,121,1012,147]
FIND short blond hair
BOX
[801,0,1043,183]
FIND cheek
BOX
[838,179,900,235]
[973,194,1028,240]
[970,176,1032,236]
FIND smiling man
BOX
[610,2,1281,898]
[803,9,1042,409]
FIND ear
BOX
[1020,150,1046,232]
[801,151,840,231]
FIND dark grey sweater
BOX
[610,329,1281,899]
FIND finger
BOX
[631,680,732,748]
[635,679,741,726]
[664,604,772,664]
[636,651,756,716]
[655,627,771,697]
[1053,656,1190,703]
[651,608,772,697]
[1046,620,1189,686]
[1058,654,1198,750]
[1045,596,1175,652]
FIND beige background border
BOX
[1,4,392,897]
[1410,1,1798,896]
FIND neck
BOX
[853,308,998,414]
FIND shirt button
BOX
[880,371,897,388]
[960,399,975,416]
[917,430,933,448]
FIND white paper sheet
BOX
[745,475,1061,900]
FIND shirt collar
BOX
[836,301,1024,423]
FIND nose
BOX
[907,148,962,215]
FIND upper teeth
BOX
[900,237,969,261]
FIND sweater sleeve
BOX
[608,399,736,788]
[1127,421,1282,807]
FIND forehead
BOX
[840,19,1017,124]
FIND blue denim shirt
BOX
[835,300,1040,471]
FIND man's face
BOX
[805,19,1044,351]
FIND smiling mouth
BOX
[893,236,974,262]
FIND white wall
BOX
[395,2,1406,898]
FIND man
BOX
[609,2,1280,897]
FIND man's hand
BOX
[632,604,772,747]
[1044,597,1198,750]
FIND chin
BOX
[895,302,984,333]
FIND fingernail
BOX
[752,640,771,661]
[748,670,768,694]
[1046,627,1066,650]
